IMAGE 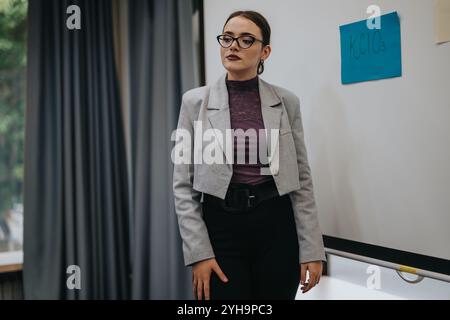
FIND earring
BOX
[257,59,265,75]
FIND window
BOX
[0,0,27,254]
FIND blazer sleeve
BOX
[287,95,327,264]
[173,93,216,267]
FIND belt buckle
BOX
[238,188,257,209]
[225,187,258,211]
[247,194,256,208]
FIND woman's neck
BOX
[226,71,258,81]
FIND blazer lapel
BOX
[259,76,282,157]
[207,72,282,167]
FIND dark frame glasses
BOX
[216,34,264,49]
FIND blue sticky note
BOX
[340,11,402,84]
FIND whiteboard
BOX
[204,0,450,261]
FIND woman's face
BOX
[220,16,271,80]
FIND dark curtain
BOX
[128,0,202,299]
[24,0,130,299]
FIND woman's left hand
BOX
[300,261,323,293]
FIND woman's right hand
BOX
[192,258,229,300]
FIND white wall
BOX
[204,0,450,262]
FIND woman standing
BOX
[173,10,326,300]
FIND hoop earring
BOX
[257,59,265,75]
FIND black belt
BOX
[204,179,280,213]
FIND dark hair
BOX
[222,11,271,74]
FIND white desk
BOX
[296,276,404,300]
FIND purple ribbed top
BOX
[225,74,273,185]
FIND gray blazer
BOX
[173,72,326,266]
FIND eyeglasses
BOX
[216,34,264,49]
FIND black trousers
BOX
[203,192,300,300]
